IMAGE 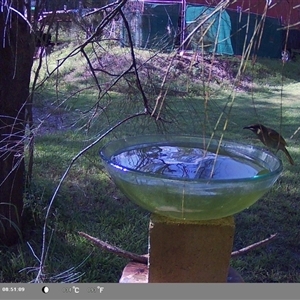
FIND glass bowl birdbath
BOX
[100,134,283,221]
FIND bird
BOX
[243,123,295,165]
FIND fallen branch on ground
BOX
[78,231,148,264]
[230,233,277,257]
[78,231,277,263]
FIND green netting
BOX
[227,9,282,58]
[141,4,181,49]
[121,3,180,50]
[185,5,234,55]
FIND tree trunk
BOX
[0,2,34,245]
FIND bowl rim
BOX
[99,134,283,183]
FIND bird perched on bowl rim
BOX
[243,123,295,165]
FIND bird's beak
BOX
[243,126,250,130]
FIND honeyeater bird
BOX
[243,123,295,165]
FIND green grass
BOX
[1,39,300,283]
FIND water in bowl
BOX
[112,145,269,180]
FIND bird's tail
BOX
[282,147,295,165]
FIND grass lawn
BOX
[1,41,300,283]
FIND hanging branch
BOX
[78,231,278,264]
[81,48,103,92]
[119,8,150,114]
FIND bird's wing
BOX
[268,130,288,146]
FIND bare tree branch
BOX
[119,8,150,114]
[34,0,128,89]
[81,48,102,92]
